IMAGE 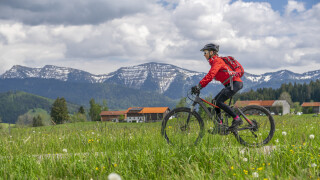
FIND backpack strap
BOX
[222,73,235,90]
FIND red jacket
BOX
[199,55,242,88]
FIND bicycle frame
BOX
[188,92,254,127]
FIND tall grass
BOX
[0,115,319,179]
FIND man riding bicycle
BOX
[191,43,243,132]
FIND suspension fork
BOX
[186,102,197,125]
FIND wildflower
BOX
[96,167,99,170]
[257,167,263,171]
[243,158,248,162]
[230,166,234,170]
[233,173,236,176]
[262,163,265,166]
[243,170,248,175]
[268,163,271,166]
[311,163,317,168]
[33,131,36,133]
[240,149,245,154]
[282,131,287,136]
[108,173,122,180]
[92,132,95,135]
[275,139,279,143]
[309,134,315,139]
[62,149,67,153]
[252,172,259,178]
[113,163,118,168]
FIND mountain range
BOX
[1,63,320,99]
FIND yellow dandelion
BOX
[169,126,172,129]
[303,143,306,146]
[233,173,236,176]
[258,167,263,171]
[230,166,234,170]
[263,163,265,166]
[268,163,271,166]
[251,168,255,170]
[114,163,118,168]
[264,179,268,180]
[291,145,295,147]
[96,167,99,170]
[103,166,106,169]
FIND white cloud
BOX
[285,0,306,15]
[0,0,319,75]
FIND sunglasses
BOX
[204,51,210,55]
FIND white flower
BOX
[309,134,315,139]
[243,158,248,162]
[282,131,287,136]
[63,149,68,153]
[252,172,259,178]
[240,149,245,155]
[311,163,317,167]
[275,139,279,143]
[108,173,121,180]
[92,132,95,135]
[33,131,36,133]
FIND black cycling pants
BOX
[214,81,243,119]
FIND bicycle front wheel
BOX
[161,107,205,146]
[234,105,275,147]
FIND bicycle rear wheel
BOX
[234,105,275,147]
[161,107,205,146]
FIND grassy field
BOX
[0,114,319,179]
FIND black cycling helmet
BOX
[200,43,219,52]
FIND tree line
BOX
[234,79,320,104]
[50,98,109,125]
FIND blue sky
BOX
[238,0,318,12]
[0,0,319,75]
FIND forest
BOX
[234,79,320,103]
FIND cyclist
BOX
[191,43,243,132]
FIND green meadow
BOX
[0,115,319,179]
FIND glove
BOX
[191,84,202,95]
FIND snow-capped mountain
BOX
[1,63,319,99]
[1,65,110,83]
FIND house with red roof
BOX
[100,111,127,122]
[235,100,290,115]
[126,107,170,123]
[301,102,320,113]
[100,107,170,123]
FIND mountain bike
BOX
[161,90,275,147]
